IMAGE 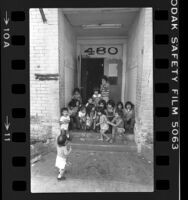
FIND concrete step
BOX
[68,131,136,152]
[70,142,137,152]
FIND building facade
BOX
[30,8,153,146]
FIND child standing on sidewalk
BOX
[55,133,72,180]
[96,108,111,142]
[60,107,70,139]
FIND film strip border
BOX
[1,6,179,200]
[1,10,29,196]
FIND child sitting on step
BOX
[96,108,111,142]
[92,88,102,106]
[107,111,125,143]
[78,105,87,130]
[124,101,135,133]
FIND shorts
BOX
[55,156,66,170]
[117,127,125,134]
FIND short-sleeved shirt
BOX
[99,114,109,130]
[100,83,110,100]
[60,116,70,130]
[57,145,69,158]
[124,109,135,121]
[78,111,86,119]
[68,107,78,117]
[106,108,115,121]
[112,117,124,128]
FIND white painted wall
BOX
[58,11,77,107]
[30,8,60,121]
[125,9,145,106]
[126,8,153,139]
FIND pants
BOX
[69,116,77,130]
[124,119,135,133]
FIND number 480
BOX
[84,47,118,55]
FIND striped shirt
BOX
[100,83,110,99]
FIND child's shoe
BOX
[57,173,62,180]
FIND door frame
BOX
[80,57,104,102]
[77,37,127,102]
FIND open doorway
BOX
[81,58,104,103]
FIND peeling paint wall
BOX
[30,8,60,138]
[126,8,153,144]
[58,11,77,108]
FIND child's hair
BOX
[125,101,134,109]
[116,101,124,109]
[88,97,93,102]
[107,99,115,108]
[57,133,67,147]
[80,105,86,111]
[75,99,81,105]
[115,110,122,117]
[68,99,76,108]
[93,87,99,93]
[73,87,80,94]
[61,107,68,114]
[102,75,108,82]
[98,99,106,108]
[97,107,106,115]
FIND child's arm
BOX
[96,120,103,126]
[93,112,96,119]
[96,122,101,126]
[107,119,116,126]
[110,119,122,127]
[64,146,72,156]
[67,146,72,154]
[59,117,63,125]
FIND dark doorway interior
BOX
[81,58,104,103]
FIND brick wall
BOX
[139,8,153,139]
[30,9,60,138]
[126,8,153,144]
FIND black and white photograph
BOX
[30,8,153,192]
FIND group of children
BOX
[59,77,135,144]
[55,76,135,180]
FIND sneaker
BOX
[109,139,113,144]
[57,174,62,180]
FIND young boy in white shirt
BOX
[60,107,70,139]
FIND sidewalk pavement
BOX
[31,146,153,192]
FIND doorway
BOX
[81,58,104,103]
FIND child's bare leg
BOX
[101,130,110,141]
[111,127,116,143]
[66,130,71,140]
[93,120,96,130]
[57,169,65,180]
